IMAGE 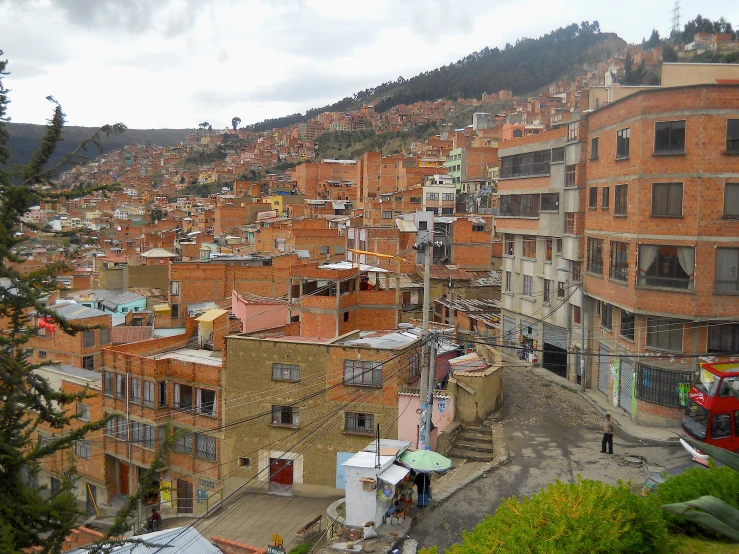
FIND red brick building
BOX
[582,84,739,425]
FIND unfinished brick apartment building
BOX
[583,84,739,426]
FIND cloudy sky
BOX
[1,0,737,129]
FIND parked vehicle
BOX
[681,361,739,452]
[640,461,707,497]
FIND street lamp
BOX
[556,265,587,391]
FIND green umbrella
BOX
[399,450,453,474]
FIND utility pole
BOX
[424,336,437,449]
[580,274,587,391]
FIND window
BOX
[724,183,739,218]
[601,303,612,330]
[602,187,609,209]
[271,406,299,427]
[121,307,129,313]
[572,262,582,282]
[614,184,628,215]
[544,279,551,303]
[394,196,402,202]
[609,241,628,282]
[654,120,685,154]
[381,211,393,219]
[545,238,553,262]
[638,245,693,289]
[504,234,515,256]
[335,246,345,255]
[158,381,167,407]
[273,363,300,382]
[557,281,565,298]
[523,275,533,296]
[196,388,217,417]
[590,137,599,160]
[620,310,635,340]
[100,327,110,345]
[345,412,374,434]
[567,122,578,142]
[728,120,739,153]
[565,165,576,188]
[540,193,559,212]
[418,220,427,230]
[343,360,382,387]
[564,212,575,234]
[408,351,421,382]
[708,324,739,353]
[105,416,116,437]
[551,147,565,163]
[442,193,454,201]
[83,330,95,348]
[716,248,739,292]
[646,317,683,352]
[174,430,193,454]
[616,128,630,159]
[505,271,512,293]
[441,207,453,215]
[171,304,179,319]
[499,194,540,217]
[573,306,581,324]
[410,197,421,204]
[130,421,141,444]
[130,377,141,404]
[82,355,94,371]
[116,374,126,399]
[588,187,598,208]
[117,417,128,441]
[712,413,732,440]
[556,238,562,254]
[170,280,180,295]
[522,236,536,259]
[142,424,155,449]
[500,150,551,179]
[587,238,604,275]
[196,434,217,460]
[174,383,193,410]
[652,183,683,216]
[320,246,329,254]
[143,381,154,407]
[77,403,90,422]
[426,193,438,200]
[75,441,91,459]
[472,223,486,231]
[38,350,46,358]
[103,372,113,396]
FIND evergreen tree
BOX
[622,52,646,85]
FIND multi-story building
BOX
[582,84,739,426]
[496,126,586,379]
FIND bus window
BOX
[683,400,709,440]
[697,368,720,396]
[720,377,739,397]
[711,413,732,440]
[735,411,739,436]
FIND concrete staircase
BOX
[448,425,494,462]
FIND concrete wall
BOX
[662,63,739,88]
[126,265,169,291]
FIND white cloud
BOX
[1,0,737,128]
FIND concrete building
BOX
[582,84,739,427]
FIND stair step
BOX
[462,425,491,434]
[457,432,491,443]
[453,441,493,453]
[448,447,494,462]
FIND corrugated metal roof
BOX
[67,526,220,554]
[395,219,418,232]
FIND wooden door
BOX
[176,479,193,514]
[119,462,130,496]
[269,458,294,496]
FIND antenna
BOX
[671,0,681,42]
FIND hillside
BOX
[4,123,190,174]
[246,22,625,131]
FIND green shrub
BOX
[288,542,314,554]
[657,465,739,536]
[422,478,667,554]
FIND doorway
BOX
[269,458,294,497]
[119,462,130,496]
[176,479,193,514]
[86,484,97,517]
[542,343,568,377]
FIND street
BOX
[408,364,691,552]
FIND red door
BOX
[269,458,294,496]
[119,462,130,496]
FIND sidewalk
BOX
[526,364,682,445]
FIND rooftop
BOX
[152,348,223,366]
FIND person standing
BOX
[601,414,615,454]
[414,471,431,507]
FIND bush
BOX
[422,478,668,554]
[288,542,313,554]
[657,464,739,536]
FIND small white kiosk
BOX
[342,440,412,528]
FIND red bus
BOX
[682,361,739,452]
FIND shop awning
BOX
[378,464,410,485]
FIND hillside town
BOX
[4,17,739,554]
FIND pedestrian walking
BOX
[601,414,615,454]
[414,471,431,507]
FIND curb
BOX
[433,423,509,506]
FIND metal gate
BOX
[598,343,610,396]
[619,358,634,412]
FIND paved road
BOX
[408,364,691,552]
